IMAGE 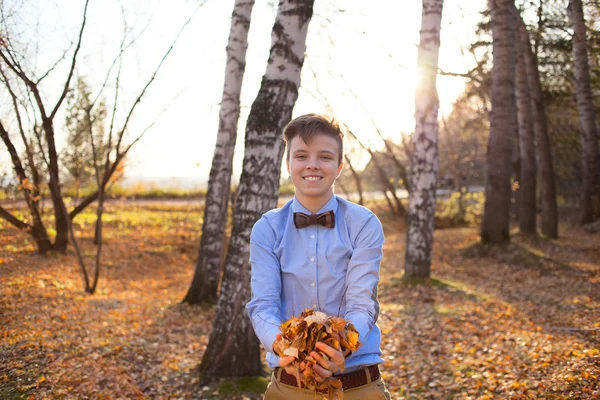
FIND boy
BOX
[246,114,391,399]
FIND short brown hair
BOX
[282,114,344,164]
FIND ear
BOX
[335,160,344,179]
[286,157,290,174]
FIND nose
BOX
[306,157,320,169]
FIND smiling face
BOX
[286,133,344,213]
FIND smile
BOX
[303,176,322,181]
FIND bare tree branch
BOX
[0,50,50,121]
[0,66,41,192]
[0,121,46,234]
[344,154,363,205]
[49,0,90,121]
[70,84,186,219]
[90,3,155,110]
[344,124,406,215]
[36,44,72,84]
[0,206,31,231]
[341,81,411,192]
[115,1,205,153]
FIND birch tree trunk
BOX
[481,0,517,244]
[518,19,558,238]
[199,0,314,377]
[515,22,537,234]
[404,0,444,279]
[183,0,255,306]
[567,0,600,224]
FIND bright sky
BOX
[1,0,486,188]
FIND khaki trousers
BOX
[263,370,391,400]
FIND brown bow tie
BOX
[293,210,335,229]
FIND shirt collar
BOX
[291,194,339,215]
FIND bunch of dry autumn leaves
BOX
[272,309,361,400]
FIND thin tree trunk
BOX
[515,22,537,234]
[346,129,406,215]
[372,153,404,216]
[344,154,363,205]
[199,0,314,378]
[343,87,412,193]
[404,0,444,279]
[382,190,395,215]
[511,126,521,221]
[336,180,351,201]
[183,0,255,306]
[481,0,517,244]
[43,119,70,252]
[518,19,558,238]
[567,0,600,224]
[0,123,52,253]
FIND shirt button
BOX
[311,234,315,239]
[311,282,316,287]
[310,257,315,262]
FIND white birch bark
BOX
[567,0,600,224]
[515,17,537,235]
[183,0,255,305]
[481,0,517,243]
[404,0,444,279]
[518,19,558,238]
[200,0,314,377]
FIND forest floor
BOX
[0,201,599,399]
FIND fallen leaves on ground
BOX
[377,214,600,399]
[0,201,599,399]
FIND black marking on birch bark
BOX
[269,23,304,68]
[280,0,315,27]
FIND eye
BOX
[321,155,333,160]
[295,154,306,159]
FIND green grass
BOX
[218,376,269,395]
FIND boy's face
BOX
[286,133,343,208]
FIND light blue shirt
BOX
[246,194,384,372]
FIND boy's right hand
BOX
[275,334,297,374]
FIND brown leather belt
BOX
[277,364,380,392]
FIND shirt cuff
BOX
[263,324,281,355]
[346,313,370,345]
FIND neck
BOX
[296,193,334,214]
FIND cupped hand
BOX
[275,333,297,375]
[310,341,346,381]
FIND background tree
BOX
[343,154,364,205]
[183,0,255,306]
[404,0,444,279]
[481,0,517,244]
[438,95,488,223]
[515,12,537,235]
[518,16,558,238]
[0,1,202,255]
[567,0,600,224]
[0,0,91,253]
[347,129,406,216]
[63,76,109,201]
[199,0,315,378]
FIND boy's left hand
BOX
[310,342,346,380]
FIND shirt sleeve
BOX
[344,213,384,344]
[245,216,283,354]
